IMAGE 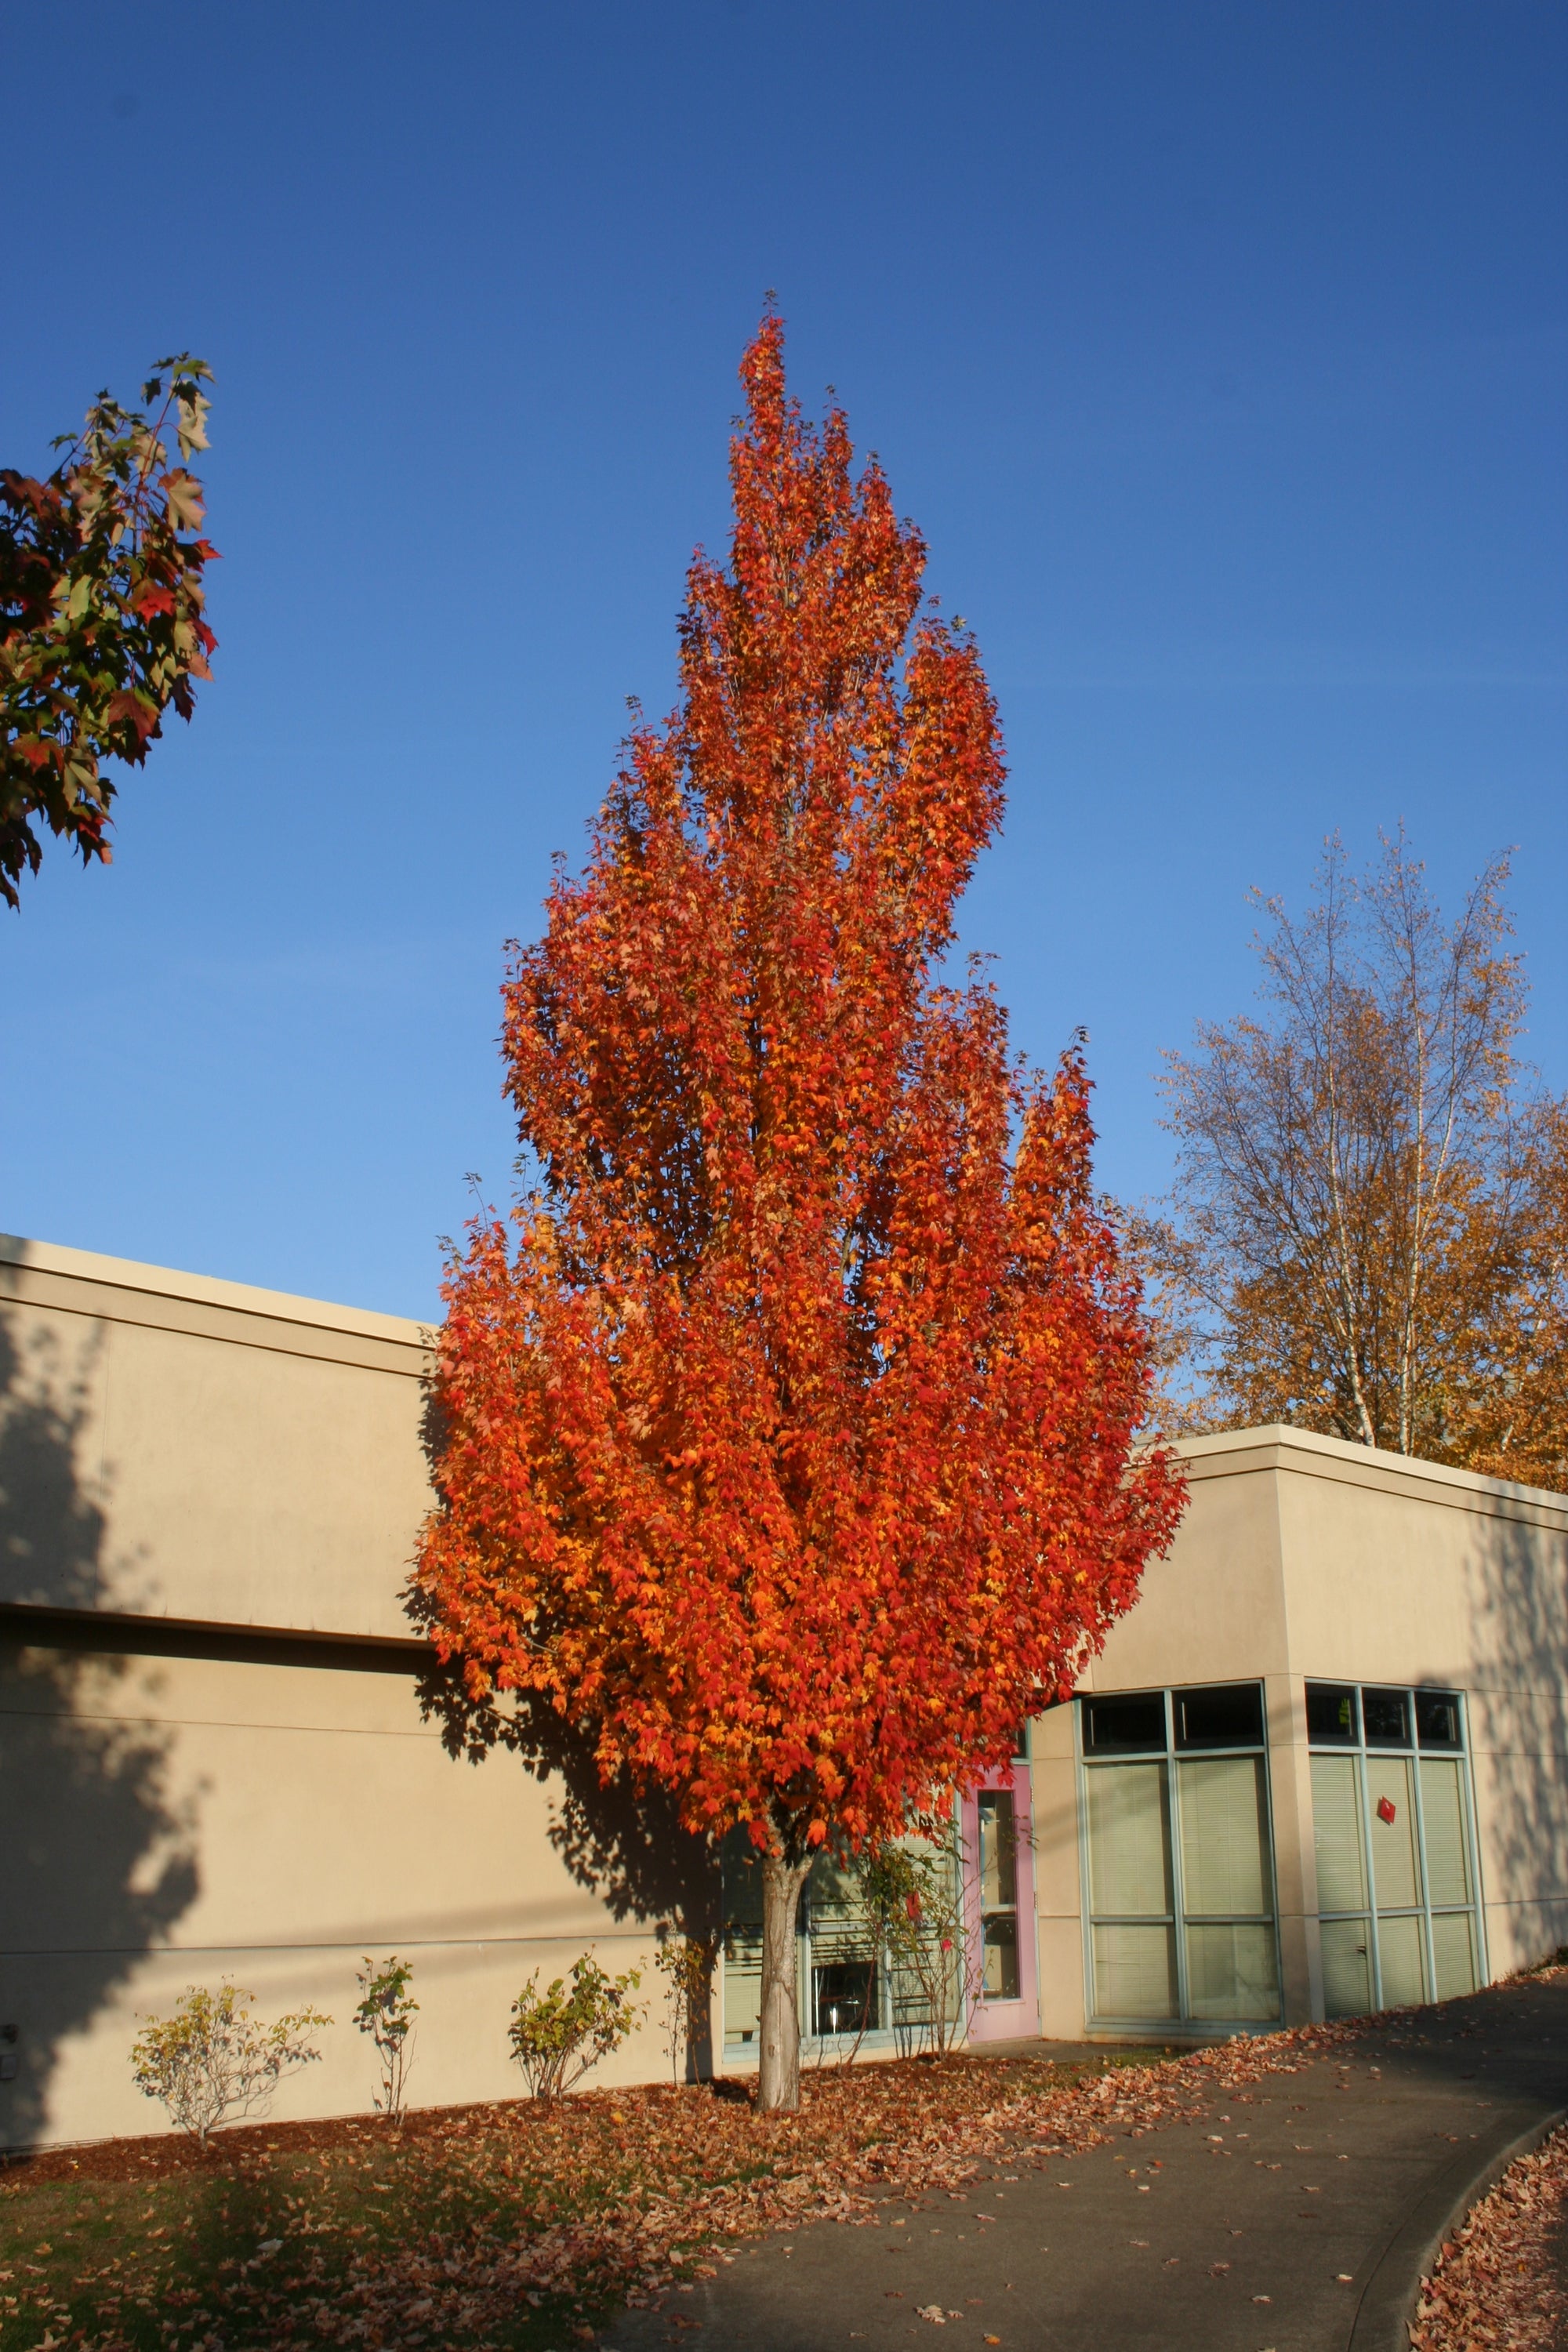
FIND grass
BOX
[0,2043,1205,2352]
[2,2104,662,2352]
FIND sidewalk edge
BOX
[1346,2100,1567,2351]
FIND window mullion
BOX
[1166,1690,1192,2022]
[1356,1742,1384,2010]
[1406,1686,1437,2003]
[1458,1693,1490,1986]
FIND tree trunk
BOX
[757,1844,814,2114]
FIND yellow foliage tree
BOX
[1136,832,1567,1487]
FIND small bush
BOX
[507,1955,642,2102]
[857,1836,973,2056]
[130,1981,331,2145]
[354,1954,419,2120]
[653,1931,717,2083]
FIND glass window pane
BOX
[1307,1682,1359,1744]
[1179,1755,1270,1915]
[1087,1763,1173,1916]
[1363,1689,1411,1746]
[722,1830,766,2045]
[978,1789,1018,1910]
[1084,1693,1167,1753]
[1376,1911,1427,2007]
[1185,1921,1280,2020]
[1420,1759,1472,1907]
[982,1912,1022,2000]
[1092,1922,1178,2018]
[724,1928,763,2045]
[1311,1754,1368,1913]
[1367,1757,1420,1910]
[1175,1684,1265,1749]
[1430,1911,1477,2002]
[1416,1691,1463,1750]
[812,1960,880,2037]
[1319,1916,1374,2018]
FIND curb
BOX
[1346,2100,1568,2351]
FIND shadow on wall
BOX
[1468,1506,1568,1972]
[0,1317,198,2147]
[411,1363,720,2078]
[413,1648,721,2080]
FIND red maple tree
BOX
[414,317,1185,2110]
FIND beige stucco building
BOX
[1032,1425,1568,2044]
[4,1233,1566,2149]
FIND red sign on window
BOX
[1376,1795,1397,1825]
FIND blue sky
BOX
[3,2,1563,1322]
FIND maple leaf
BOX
[160,470,206,532]
[2,354,216,907]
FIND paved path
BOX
[610,1978,1568,2352]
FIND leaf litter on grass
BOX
[1,2020,1359,2351]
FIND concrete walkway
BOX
[610,1978,1568,2352]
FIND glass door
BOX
[961,1742,1038,2042]
[1308,1682,1483,2016]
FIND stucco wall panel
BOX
[1029,1707,1087,2040]
[1,1252,433,1640]
[1277,1471,1500,1682]
[1089,1450,1287,1692]
[7,1931,669,2152]
[2,1641,711,2147]
[93,1319,432,1637]
[1038,1429,1568,2040]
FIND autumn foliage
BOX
[1140,834,1568,1486]
[1,357,216,907]
[414,317,1183,2105]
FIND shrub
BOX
[857,1837,972,2056]
[130,1981,331,2145]
[653,1931,717,2083]
[507,1955,642,2101]
[354,1955,419,2121]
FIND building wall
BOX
[8,1235,1568,2139]
[1036,1426,1568,2042]
[1271,1436,1568,1983]
[0,1236,431,1638]
[1,1238,713,2151]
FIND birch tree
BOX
[1142,833,1566,1479]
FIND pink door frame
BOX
[960,1758,1040,2042]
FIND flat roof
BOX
[1170,1420,1568,1531]
[0,1232,431,1351]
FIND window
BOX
[720,1833,962,2057]
[1306,1682,1358,1744]
[1307,1682,1483,2017]
[978,1789,1021,1999]
[1078,1684,1281,2027]
[811,1956,880,2038]
[1176,1683,1265,1749]
[1362,1688,1410,1747]
[1416,1691,1463,1750]
[1083,1693,1167,1753]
